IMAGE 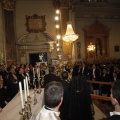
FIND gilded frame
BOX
[25,14,46,33]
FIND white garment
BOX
[93,69,95,78]
[35,105,60,120]
[110,111,120,116]
[82,67,84,73]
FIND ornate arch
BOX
[83,21,110,61]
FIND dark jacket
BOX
[0,88,10,108]
[102,115,120,120]
[44,73,61,87]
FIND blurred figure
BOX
[101,68,111,96]
[89,64,101,95]
[69,76,94,120]
[79,62,88,76]
[111,72,118,82]
[7,67,18,99]
[0,75,10,111]
[44,67,61,87]
[60,71,71,120]
[17,67,25,90]
[0,65,8,88]
[24,66,30,85]
[101,80,120,120]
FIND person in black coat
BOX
[89,64,101,94]
[0,65,8,88]
[60,71,71,120]
[79,62,88,76]
[101,68,111,96]
[0,76,10,111]
[7,67,18,100]
[29,64,34,88]
[69,76,94,120]
[44,66,61,87]
[101,80,120,120]
[17,67,25,90]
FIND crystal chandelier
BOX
[87,42,96,51]
[62,22,79,43]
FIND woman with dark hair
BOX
[7,67,19,100]
[69,76,94,120]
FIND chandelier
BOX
[87,42,96,51]
[62,22,79,43]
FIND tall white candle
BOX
[19,82,24,109]
[26,77,30,96]
[23,79,27,101]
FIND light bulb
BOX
[56,35,61,39]
[55,25,60,29]
[56,43,59,46]
[55,16,59,20]
[56,10,60,14]
[57,48,60,51]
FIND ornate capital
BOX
[52,0,61,9]
[1,0,16,11]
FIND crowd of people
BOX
[0,60,120,120]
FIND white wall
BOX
[15,0,56,40]
[15,0,56,63]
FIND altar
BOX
[0,89,44,120]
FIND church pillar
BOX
[1,0,16,66]
[61,8,72,60]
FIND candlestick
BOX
[24,79,27,102]
[19,82,24,109]
[25,77,30,96]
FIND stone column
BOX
[1,0,16,66]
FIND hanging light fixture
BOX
[87,42,96,51]
[62,22,79,43]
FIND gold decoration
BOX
[2,0,16,11]
[25,14,47,33]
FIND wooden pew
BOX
[87,80,112,85]
[91,94,111,101]
[87,80,112,101]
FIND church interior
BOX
[0,0,120,120]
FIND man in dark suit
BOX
[89,64,101,94]
[17,67,25,90]
[101,68,111,96]
[0,65,8,88]
[101,80,120,120]
[44,67,61,87]
[110,72,119,82]
[79,62,88,76]
[72,62,81,77]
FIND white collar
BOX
[43,105,60,116]
[110,111,120,116]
